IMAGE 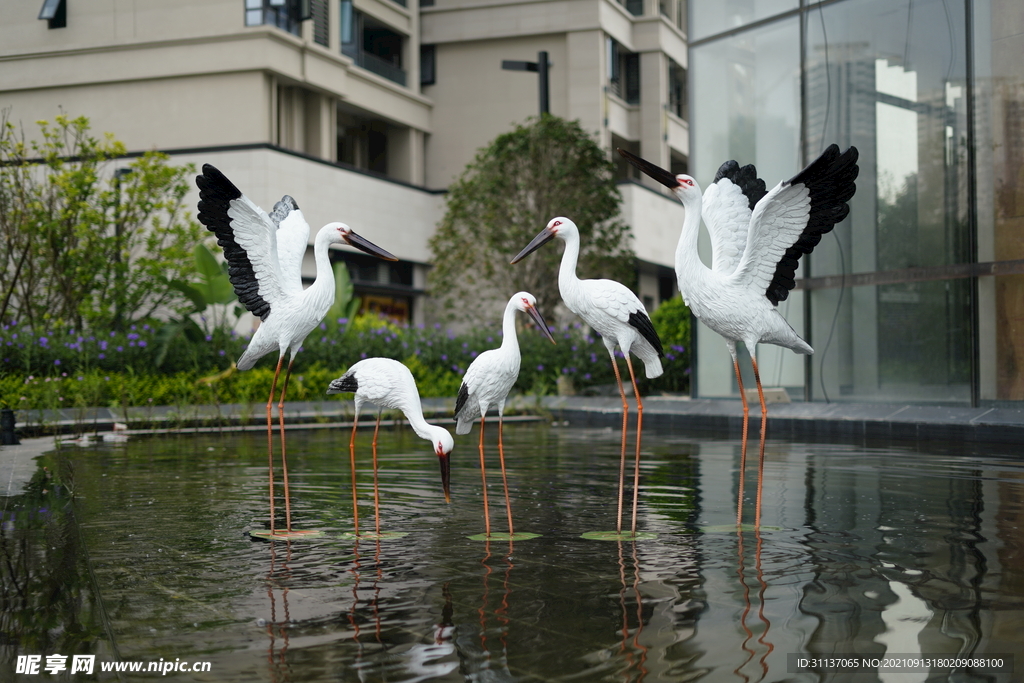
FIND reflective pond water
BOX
[2,422,1022,681]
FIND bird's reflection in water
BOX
[264,540,293,683]
[616,540,648,681]
[734,527,774,683]
[452,538,516,680]
[348,536,384,648]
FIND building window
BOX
[340,0,408,86]
[608,39,640,105]
[245,0,305,36]
[676,0,687,34]
[668,59,687,119]
[337,110,389,175]
[420,44,436,86]
[38,0,67,29]
[311,0,329,46]
[617,0,644,16]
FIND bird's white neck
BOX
[557,229,582,301]
[500,299,522,353]
[307,228,337,309]
[407,408,443,445]
[675,195,709,289]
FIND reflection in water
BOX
[264,541,292,683]
[617,540,648,681]
[1,426,1022,681]
[734,528,774,683]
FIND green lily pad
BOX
[580,531,657,541]
[249,529,324,540]
[698,524,784,533]
[466,532,542,541]
[337,531,409,540]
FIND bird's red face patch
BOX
[679,177,694,187]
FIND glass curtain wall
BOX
[974,0,1024,402]
[688,0,1023,405]
[690,14,804,398]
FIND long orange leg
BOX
[277,358,295,531]
[609,351,629,534]
[750,357,768,529]
[733,355,749,527]
[266,355,285,535]
[479,416,491,537]
[624,356,644,535]
[349,413,360,536]
[497,414,514,537]
[372,412,382,538]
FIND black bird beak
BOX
[617,148,680,189]
[437,448,451,503]
[344,230,399,262]
[511,226,556,264]
[526,304,557,344]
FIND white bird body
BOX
[328,357,453,535]
[452,292,554,538]
[329,358,454,457]
[455,292,554,435]
[511,217,664,537]
[455,341,519,436]
[619,144,859,527]
[547,219,663,379]
[196,164,396,538]
[197,166,396,371]
[237,221,345,369]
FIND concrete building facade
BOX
[0,0,688,326]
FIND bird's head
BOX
[510,217,575,264]
[324,222,399,262]
[617,149,700,203]
[512,291,557,344]
[433,428,454,503]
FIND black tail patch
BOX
[627,311,664,357]
[326,372,358,395]
[454,382,469,418]
[766,145,859,306]
[196,164,273,321]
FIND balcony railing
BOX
[343,46,408,86]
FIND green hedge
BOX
[1,308,690,409]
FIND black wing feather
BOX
[454,382,470,418]
[326,372,359,395]
[765,144,859,306]
[196,164,273,320]
[627,311,664,357]
[714,160,768,211]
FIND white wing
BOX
[269,196,309,297]
[732,145,859,305]
[703,160,767,275]
[225,196,288,310]
[197,165,288,320]
[733,180,812,299]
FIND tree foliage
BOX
[428,114,635,323]
[0,111,203,331]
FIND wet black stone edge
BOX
[6,397,1024,450]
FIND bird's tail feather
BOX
[643,356,664,379]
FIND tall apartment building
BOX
[0,0,688,326]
